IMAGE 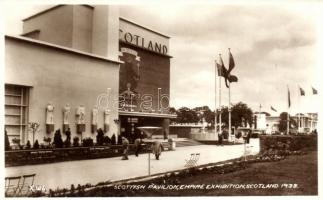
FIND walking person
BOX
[134,137,142,157]
[121,137,129,160]
[134,131,144,157]
[152,141,162,160]
[246,130,251,144]
[218,132,223,146]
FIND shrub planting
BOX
[260,135,317,153]
[5,130,10,151]
[117,135,122,145]
[53,129,63,148]
[33,140,39,149]
[103,136,111,145]
[73,137,80,147]
[96,128,105,146]
[82,137,94,147]
[64,128,71,147]
[26,140,31,149]
[111,134,116,145]
[43,137,52,146]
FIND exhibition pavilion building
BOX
[4,5,176,145]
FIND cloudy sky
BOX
[2,1,321,116]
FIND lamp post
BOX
[148,149,151,176]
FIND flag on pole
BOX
[288,87,291,108]
[218,54,230,88]
[228,48,235,74]
[227,49,238,85]
[216,59,226,77]
[312,87,318,95]
[228,75,238,83]
[218,54,227,76]
[271,106,277,112]
[299,87,305,96]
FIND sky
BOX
[1,1,322,116]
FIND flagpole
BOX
[298,86,301,134]
[287,112,290,135]
[227,48,232,142]
[228,81,232,142]
[219,69,222,136]
[219,54,222,136]
[287,85,290,135]
[214,60,218,135]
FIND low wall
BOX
[259,135,317,153]
[189,132,218,141]
[169,126,213,138]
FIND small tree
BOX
[73,137,80,147]
[33,139,39,149]
[70,184,75,196]
[103,135,111,145]
[96,128,105,146]
[43,137,52,146]
[82,137,94,147]
[111,134,116,145]
[64,128,71,147]
[12,138,20,148]
[28,122,40,145]
[278,112,297,134]
[26,140,31,149]
[53,129,63,148]
[117,134,122,145]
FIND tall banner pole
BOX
[214,60,218,134]
[287,112,290,135]
[298,87,301,134]
[287,85,290,135]
[219,71,222,136]
[228,82,232,142]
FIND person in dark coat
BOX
[134,131,145,157]
[134,137,142,157]
[246,130,251,144]
[218,132,223,146]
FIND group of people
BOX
[121,133,162,160]
[217,129,251,146]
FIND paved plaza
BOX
[5,139,259,190]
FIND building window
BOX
[4,84,29,145]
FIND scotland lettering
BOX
[119,29,168,55]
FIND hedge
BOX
[5,144,148,167]
[5,140,173,167]
[259,134,317,153]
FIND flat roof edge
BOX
[119,111,177,119]
[119,17,170,39]
[5,35,122,65]
[22,4,94,21]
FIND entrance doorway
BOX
[119,116,166,143]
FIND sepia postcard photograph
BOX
[1,0,322,198]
